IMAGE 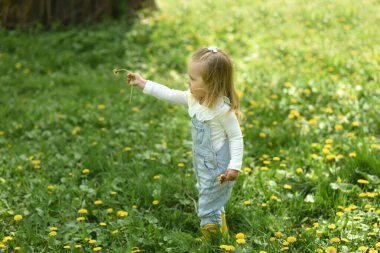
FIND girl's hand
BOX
[219,169,239,184]
[127,72,147,89]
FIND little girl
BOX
[127,46,244,241]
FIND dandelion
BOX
[116,210,128,217]
[358,246,368,251]
[124,147,132,152]
[287,236,296,243]
[220,244,235,251]
[75,244,82,248]
[99,222,107,226]
[110,191,117,195]
[93,246,102,251]
[94,200,103,205]
[63,245,70,249]
[82,168,90,174]
[78,209,88,214]
[153,175,161,180]
[236,238,246,244]
[336,212,344,217]
[77,217,86,221]
[89,239,96,244]
[352,121,360,126]
[113,68,134,103]
[0,243,5,249]
[325,246,337,253]
[14,214,23,221]
[269,237,276,241]
[370,144,378,150]
[244,200,252,205]
[2,236,13,243]
[296,168,303,174]
[357,179,369,184]
[236,233,245,239]
[281,247,289,251]
[275,231,282,237]
[283,184,292,190]
[106,208,113,213]
[178,162,185,167]
[15,246,21,250]
[331,237,340,243]
[152,200,159,205]
[328,224,336,229]
[49,231,57,236]
[97,104,105,110]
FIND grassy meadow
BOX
[0,0,380,252]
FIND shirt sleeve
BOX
[217,110,244,171]
[143,80,189,105]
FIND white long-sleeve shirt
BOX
[143,80,244,171]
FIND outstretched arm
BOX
[127,72,188,105]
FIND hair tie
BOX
[207,46,218,53]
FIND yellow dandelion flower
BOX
[328,224,336,229]
[357,179,369,184]
[153,175,161,180]
[325,246,337,253]
[259,132,266,138]
[281,247,289,251]
[152,200,159,205]
[273,157,280,161]
[370,144,378,150]
[49,231,57,236]
[220,244,235,251]
[93,246,102,251]
[287,236,296,243]
[283,241,289,246]
[283,184,292,190]
[99,222,107,226]
[349,152,356,157]
[352,121,360,127]
[89,239,96,244]
[284,82,292,88]
[15,246,21,250]
[0,243,5,249]
[94,200,103,205]
[178,162,185,167]
[275,231,282,237]
[331,237,340,243]
[335,124,343,131]
[313,223,319,228]
[124,147,132,152]
[2,236,13,243]
[106,208,113,213]
[75,244,82,248]
[116,210,128,217]
[82,168,90,174]
[315,249,323,253]
[97,104,105,110]
[76,217,86,221]
[63,245,70,249]
[358,246,368,251]
[14,214,23,221]
[244,200,252,205]
[296,168,303,174]
[236,238,246,244]
[341,238,349,243]
[78,209,88,214]
[336,212,344,217]
[269,237,276,241]
[236,233,245,239]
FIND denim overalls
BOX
[191,115,235,227]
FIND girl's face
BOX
[187,59,206,101]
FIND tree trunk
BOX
[0,0,158,29]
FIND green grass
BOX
[0,0,380,252]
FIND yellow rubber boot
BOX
[198,224,218,243]
[221,212,229,239]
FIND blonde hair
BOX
[191,47,243,121]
